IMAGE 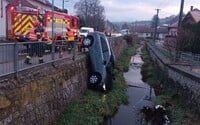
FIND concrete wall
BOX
[0,36,128,125]
[147,43,200,111]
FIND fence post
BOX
[190,52,193,71]
[13,42,18,77]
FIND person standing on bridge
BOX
[24,17,45,64]
[67,28,76,60]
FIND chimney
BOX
[191,6,193,11]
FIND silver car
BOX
[83,32,115,91]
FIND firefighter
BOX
[66,28,75,60]
[76,31,83,52]
[24,19,44,64]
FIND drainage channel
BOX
[104,46,155,125]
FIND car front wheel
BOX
[83,36,94,47]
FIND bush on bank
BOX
[54,40,140,125]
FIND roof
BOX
[183,8,200,24]
[190,9,200,23]
[6,0,35,8]
[6,0,62,11]
[169,22,178,28]
[157,27,168,33]
[133,25,152,33]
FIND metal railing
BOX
[0,40,81,77]
[149,41,200,65]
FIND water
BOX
[104,46,155,125]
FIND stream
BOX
[104,46,156,125]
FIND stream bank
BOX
[104,45,156,125]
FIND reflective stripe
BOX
[39,57,43,60]
[26,56,31,59]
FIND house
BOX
[164,22,178,50]
[132,25,152,38]
[157,26,168,40]
[164,6,200,50]
[168,22,178,36]
[0,0,63,40]
[182,7,200,24]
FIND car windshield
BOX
[80,29,88,33]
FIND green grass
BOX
[141,44,200,125]
[54,42,140,125]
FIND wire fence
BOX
[149,42,200,65]
[0,40,82,77]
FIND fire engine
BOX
[6,4,79,42]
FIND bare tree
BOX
[74,0,105,31]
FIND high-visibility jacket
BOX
[67,31,75,41]
[28,29,37,41]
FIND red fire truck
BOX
[6,4,79,41]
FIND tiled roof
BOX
[6,0,62,12]
[133,25,152,33]
[157,27,168,33]
[169,22,178,28]
[7,0,35,8]
[190,9,200,23]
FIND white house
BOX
[133,25,152,38]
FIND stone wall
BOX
[0,36,128,125]
[147,43,200,111]
[108,36,128,59]
[0,55,89,125]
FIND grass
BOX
[141,43,200,125]
[54,42,140,125]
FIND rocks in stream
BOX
[140,105,170,125]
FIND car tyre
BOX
[88,72,102,85]
[83,36,94,47]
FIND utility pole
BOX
[153,9,160,45]
[51,0,55,60]
[62,0,64,10]
[174,0,184,62]
[62,0,69,12]
[178,0,184,27]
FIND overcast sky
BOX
[54,0,200,22]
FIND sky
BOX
[53,0,200,22]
